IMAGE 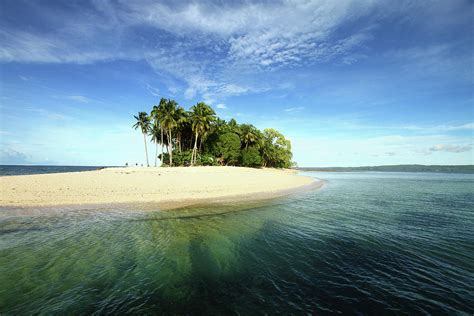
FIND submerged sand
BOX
[0,167,319,207]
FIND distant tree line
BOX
[133,98,293,168]
[298,165,474,174]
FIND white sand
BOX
[0,167,319,207]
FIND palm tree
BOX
[240,124,259,149]
[190,102,216,165]
[227,118,241,135]
[160,99,178,166]
[151,98,168,164]
[133,111,151,167]
[150,121,161,167]
[174,106,188,153]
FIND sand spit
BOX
[0,167,320,208]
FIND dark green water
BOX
[1,172,473,314]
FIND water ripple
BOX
[1,172,473,314]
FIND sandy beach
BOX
[0,167,319,208]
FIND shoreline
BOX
[0,166,322,210]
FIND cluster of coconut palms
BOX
[133,98,293,168]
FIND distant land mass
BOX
[298,165,474,174]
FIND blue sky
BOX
[0,0,472,167]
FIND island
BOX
[0,99,321,208]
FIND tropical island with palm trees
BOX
[133,98,294,169]
[1,99,319,209]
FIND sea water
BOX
[0,165,109,176]
[0,172,473,314]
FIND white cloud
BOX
[216,103,227,109]
[284,106,305,112]
[1,0,471,105]
[146,84,160,97]
[429,144,472,153]
[0,29,119,64]
[291,134,473,167]
[0,148,30,164]
[457,123,474,130]
[23,108,69,120]
[52,95,92,103]
[122,1,377,69]
[19,75,33,81]
[399,122,474,133]
[0,1,382,102]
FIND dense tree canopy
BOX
[212,132,241,165]
[241,146,262,167]
[133,99,294,168]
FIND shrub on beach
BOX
[199,154,218,166]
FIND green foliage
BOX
[170,150,193,167]
[261,128,292,168]
[133,111,152,166]
[135,99,295,168]
[199,153,218,166]
[241,146,262,167]
[160,150,218,167]
[190,102,216,136]
[149,121,161,143]
[132,112,151,134]
[189,102,216,165]
[212,132,241,165]
[225,119,241,135]
[240,124,259,149]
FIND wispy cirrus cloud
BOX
[18,75,33,81]
[23,107,70,120]
[400,122,474,132]
[0,29,119,64]
[124,1,377,69]
[146,84,161,97]
[284,106,305,113]
[1,0,471,108]
[0,0,388,103]
[52,95,93,103]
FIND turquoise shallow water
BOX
[1,172,473,314]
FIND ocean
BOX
[0,171,473,314]
[0,165,109,176]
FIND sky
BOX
[0,0,473,167]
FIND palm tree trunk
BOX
[143,133,149,167]
[192,132,199,166]
[168,129,173,166]
[168,129,173,167]
[160,127,164,163]
[154,142,158,167]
